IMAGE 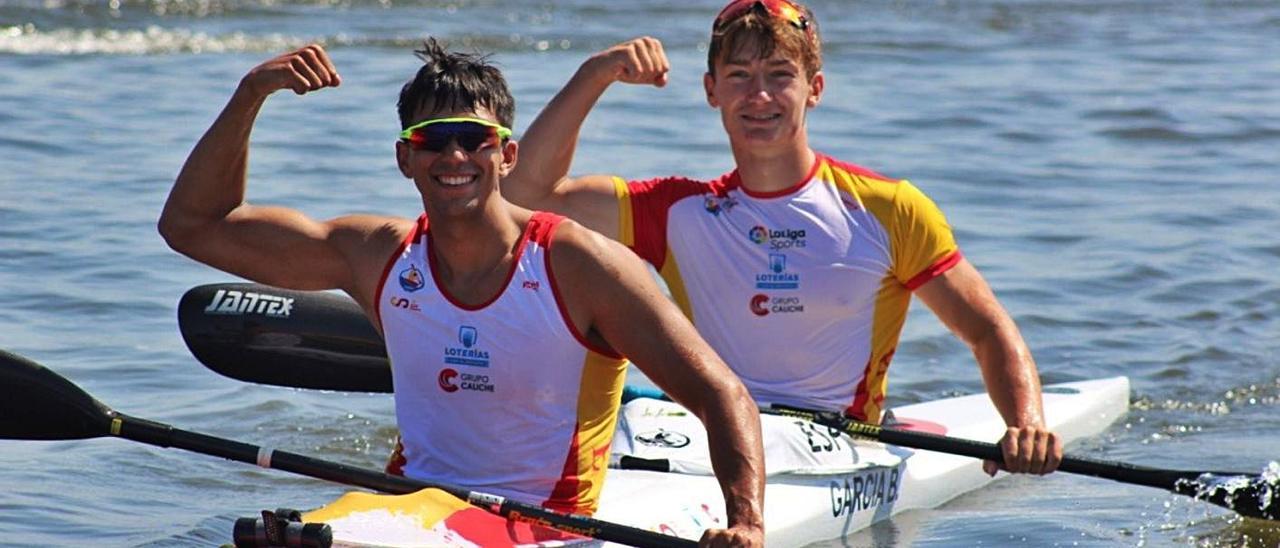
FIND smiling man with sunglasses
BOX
[159,40,764,546]
[506,0,1065,478]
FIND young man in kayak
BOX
[158,41,765,545]
[504,0,1064,476]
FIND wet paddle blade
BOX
[0,349,112,440]
[178,283,391,392]
[1176,471,1280,521]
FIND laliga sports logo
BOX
[438,368,459,393]
[399,264,425,292]
[747,225,807,250]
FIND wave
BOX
[0,24,312,54]
[0,24,606,55]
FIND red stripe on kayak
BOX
[443,507,584,546]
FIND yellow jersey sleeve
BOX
[889,180,960,289]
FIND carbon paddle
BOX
[179,283,1280,522]
[0,348,696,548]
[178,282,391,392]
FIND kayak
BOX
[3,331,1273,546]
[294,376,1130,547]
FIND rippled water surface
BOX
[2,1,1279,546]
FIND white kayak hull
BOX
[308,376,1130,547]
[593,377,1130,545]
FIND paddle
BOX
[178,283,1280,521]
[766,405,1279,522]
[178,283,391,392]
[0,348,695,548]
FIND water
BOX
[1,0,1279,545]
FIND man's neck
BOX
[730,141,817,195]
[426,199,526,299]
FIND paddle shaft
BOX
[109,411,695,548]
[0,347,694,548]
[767,406,1268,510]
[832,410,1279,520]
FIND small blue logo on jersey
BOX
[399,264,425,292]
[704,196,738,216]
[770,254,786,273]
[445,325,489,367]
[756,254,800,290]
[459,326,478,348]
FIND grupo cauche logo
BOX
[749,294,804,317]
[438,368,460,393]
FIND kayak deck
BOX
[296,377,1130,547]
[593,377,1130,546]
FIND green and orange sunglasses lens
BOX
[713,0,812,35]
[398,117,512,153]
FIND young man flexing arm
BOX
[161,42,764,545]
[506,2,1061,477]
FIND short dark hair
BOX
[397,38,515,130]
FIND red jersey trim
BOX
[904,250,963,291]
[734,155,823,199]
[373,215,427,329]
[845,356,875,422]
[542,215,624,360]
[427,214,533,311]
[545,426,584,514]
[625,176,711,270]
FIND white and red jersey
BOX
[613,154,960,422]
[376,212,627,515]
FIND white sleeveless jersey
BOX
[614,154,960,422]
[376,212,627,515]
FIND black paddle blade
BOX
[0,349,112,440]
[178,283,392,392]
[1176,472,1280,521]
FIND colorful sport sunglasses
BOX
[713,0,813,37]
[398,117,513,153]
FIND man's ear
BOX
[806,70,825,108]
[498,139,518,177]
[395,141,412,177]
[704,72,720,108]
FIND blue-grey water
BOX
[1,0,1278,546]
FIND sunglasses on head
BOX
[398,117,513,153]
[713,0,812,36]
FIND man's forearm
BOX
[699,382,766,531]
[974,322,1046,428]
